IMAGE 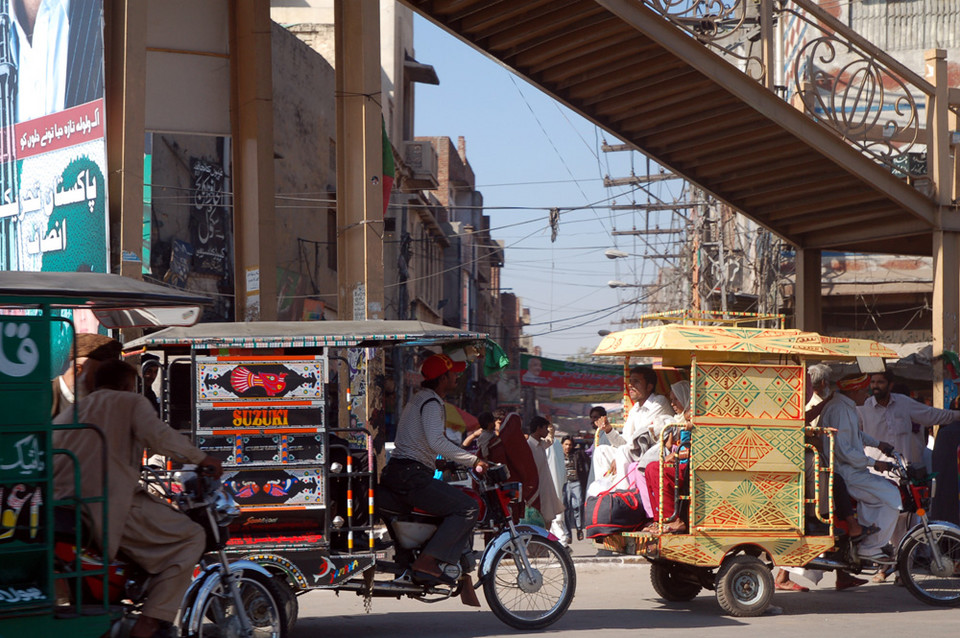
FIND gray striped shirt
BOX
[391,388,478,469]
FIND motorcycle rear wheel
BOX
[196,571,287,638]
[482,536,576,630]
[898,525,960,607]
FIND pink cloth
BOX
[627,461,654,517]
[645,461,687,520]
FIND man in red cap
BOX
[820,372,900,564]
[379,353,488,598]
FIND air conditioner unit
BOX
[403,140,439,190]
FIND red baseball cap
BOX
[421,354,466,381]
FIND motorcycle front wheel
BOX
[195,571,287,638]
[898,525,960,607]
[482,535,576,630]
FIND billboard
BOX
[0,0,108,273]
[519,353,623,392]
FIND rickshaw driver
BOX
[819,372,900,563]
[53,360,224,638]
[380,354,490,593]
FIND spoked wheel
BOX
[898,525,960,607]
[482,536,576,630]
[196,572,287,638]
[650,562,702,602]
[715,555,773,617]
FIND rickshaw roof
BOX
[593,323,897,364]
[0,272,210,308]
[124,320,488,350]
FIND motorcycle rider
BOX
[819,372,900,563]
[379,353,489,601]
[53,359,223,638]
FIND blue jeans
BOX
[380,459,478,565]
[562,481,584,535]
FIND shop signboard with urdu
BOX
[0,0,109,275]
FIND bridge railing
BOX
[643,0,958,197]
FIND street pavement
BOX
[288,535,957,638]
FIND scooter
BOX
[55,466,287,637]
[349,462,576,630]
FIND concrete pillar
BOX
[795,248,821,333]
[334,0,385,460]
[927,49,960,407]
[104,0,146,280]
[933,232,960,408]
[925,50,950,205]
[229,0,277,321]
[335,0,384,321]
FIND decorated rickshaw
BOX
[591,311,959,616]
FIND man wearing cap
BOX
[52,332,122,416]
[819,372,901,563]
[380,353,489,596]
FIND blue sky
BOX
[412,14,686,359]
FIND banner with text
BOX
[519,354,622,391]
[0,0,108,274]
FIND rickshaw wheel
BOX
[715,555,773,617]
[650,563,702,602]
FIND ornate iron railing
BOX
[640,0,935,179]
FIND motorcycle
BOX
[361,462,576,630]
[55,465,287,637]
[805,451,960,605]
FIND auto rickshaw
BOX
[121,321,576,632]
[591,311,960,616]
[0,272,207,637]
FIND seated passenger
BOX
[588,367,672,496]
[819,373,900,563]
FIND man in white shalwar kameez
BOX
[588,367,671,498]
[820,373,900,562]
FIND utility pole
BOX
[716,206,729,318]
[335,0,385,457]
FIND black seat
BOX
[53,506,91,545]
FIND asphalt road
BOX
[288,541,957,638]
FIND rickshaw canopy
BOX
[0,272,208,327]
[593,323,897,366]
[124,319,488,351]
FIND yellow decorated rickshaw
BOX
[590,312,959,616]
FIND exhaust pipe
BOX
[335,579,452,597]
